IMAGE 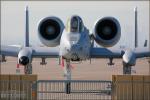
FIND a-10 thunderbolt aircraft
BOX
[1,6,150,81]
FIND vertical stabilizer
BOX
[134,7,138,48]
[144,40,147,47]
[25,6,29,47]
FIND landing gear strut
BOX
[108,58,114,66]
[123,62,131,74]
[40,57,47,65]
[24,64,32,74]
[1,55,6,62]
[64,60,71,94]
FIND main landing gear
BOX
[24,64,32,74]
[123,62,132,74]
[64,59,71,94]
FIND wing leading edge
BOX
[90,48,123,58]
[0,45,60,58]
[90,47,150,58]
[32,47,59,58]
[1,45,21,57]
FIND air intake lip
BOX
[39,19,61,40]
[95,19,118,40]
[38,16,64,47]
[93,17,121,47]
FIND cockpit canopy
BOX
[66,15,84,33]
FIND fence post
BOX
[65,80,71,94]
[31,81,37,100]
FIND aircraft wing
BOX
[90,47,150,58]
[90,48,123,58]
[134,48,150,58]
[0,45,59,58]
[1,45,21,57]
[32,47,59,58]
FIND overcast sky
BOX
[1,1,149,49]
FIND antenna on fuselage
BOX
[25,6,29,47]
[134,6,138,48]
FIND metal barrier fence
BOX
[0,80,35,100]
[36,80,112,100]
[1,77,149,100]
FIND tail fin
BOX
[25,6,29,47]
[134,7,138,48]
[144,40,147,47]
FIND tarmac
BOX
[0,57,150,80]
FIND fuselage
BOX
[60,15,91,61]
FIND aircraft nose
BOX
[71,53,79,61]
[70,44,79,51]
[65,43,78,52]
[19,56,29,66]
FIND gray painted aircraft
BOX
[1,6,150,80]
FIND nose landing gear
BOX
[24,64,32,74]
[64,60,71,94]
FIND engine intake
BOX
[93,17,121,47]
[38,16,64,47]
[19,56,29,66]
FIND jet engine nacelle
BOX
[93,17,121,47]
[18,47,32,66]
[38,16,64,47]
[122,50,136,66]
